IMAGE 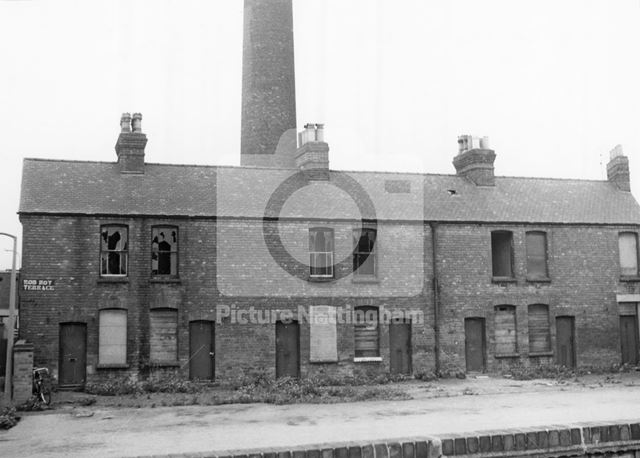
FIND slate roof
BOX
[19,158,640,224]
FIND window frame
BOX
[353,227,377,279]
[99,225,129,277]
[151,225,179,278]
[98,308,128,368]
[525,231,549,281]
[618,232,640,279]
[353,305,381,360]
[491,230,514,280]
[309,227,335,279]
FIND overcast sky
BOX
[1,0,639,270]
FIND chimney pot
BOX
[115,112,147,174]
[295,123,329,179]
[132,113,143,133]
[120,113,132,133]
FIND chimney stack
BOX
[295,123,329,180]
[607,144,631,191]
[115,112,147,174]
[453,135,496,186]
[240,0,297,167]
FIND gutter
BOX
[429,222,440,375]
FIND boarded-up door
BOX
[465,318,485,372]
[556,316,576,368]
[276,321,299,378]
[620,315,639,365]
[59,323,87,387]
[189,321,215,380]
[390,320,412,374]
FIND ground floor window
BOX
[150,309,178,362]
[354,306,379,358]
[528,304,551,353]
[98,309,127,365]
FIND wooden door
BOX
[189,321,215,380]
[276,321,299,378]
[620,315,639,365]
[556,316,576,368]
[465,318,485,372]
[390,320,412,374]
[59,323,87,387]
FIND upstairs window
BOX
[354,306,379,358]
[619,232,639,277]
[494,305,517,355]
[309,228,334,278]
[491,231,513,278]
[100,226,128,276]
[152,227,178,276]
[526,231,548,279]
[353,228,377,277]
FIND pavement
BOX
[1,375,640,457]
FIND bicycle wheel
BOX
[39,387,51,405]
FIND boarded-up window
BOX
[150,309,178,362]
[99,309,127,365]
[353,228,376,277]
[526,232,548,279]
[494,305,517,354]
[619,232,638,276]
[309,306,338,362]
[528,304,551,353]
[491,231,513,277]
[151,227,178,276]
[354,306,379,357]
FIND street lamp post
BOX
[0,233,18,400]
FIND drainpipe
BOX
[429,222,440,375]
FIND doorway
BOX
[620,315,639,365]
[276,320,299,378]
[59,323,87,387]
[556,316,576,368]
[189,320,215,380]
[464,318,485,372]
[389,320,412,374]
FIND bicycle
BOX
[32,367,52,405]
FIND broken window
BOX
[309,228,334,278]
[100,225,128,276]
[98,309,127,365]
[152,227,178,276]
[353,228,377,277]
[150,309,178,363]
[528,304,551,353]
[354,306,379,358]
[494,305,517,355]
[619,232,639,277]
[526,231,548,279]
[491,231,513,278]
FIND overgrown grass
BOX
[0,406,19,430]
[504,363,634,381]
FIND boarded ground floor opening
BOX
[59,322,87,388]
[189,320,215,380]
[620,314,639,365]
[464,317,486,372]
[276,320,299,378]
[389,319,412,374]
[556,316,576,368]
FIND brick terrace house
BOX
[17,0,640,387]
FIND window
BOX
[354,306,379,358]
[309,306,338,362]
[491,231,513,278]
[353,228,376,277]
[100,226,128,276]
[152,227,178,276]
[98,309,127,365]
[309,228,334,278]
[494,305,517,355]
[528,304,551,353]
[619,232,639,277]
[150,309,178,363]
[526,231,548,279]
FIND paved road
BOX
[1,383,640,457]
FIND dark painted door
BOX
[556,316,576,368]
[59,323,87,387]
[620,315,639,365]
[465,318,485,372]
[276,321,299,378]
[189,320,215,380]
[390,320,412,374]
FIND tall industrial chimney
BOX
[241,0,297,168]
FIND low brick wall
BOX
[141,422,640,458]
